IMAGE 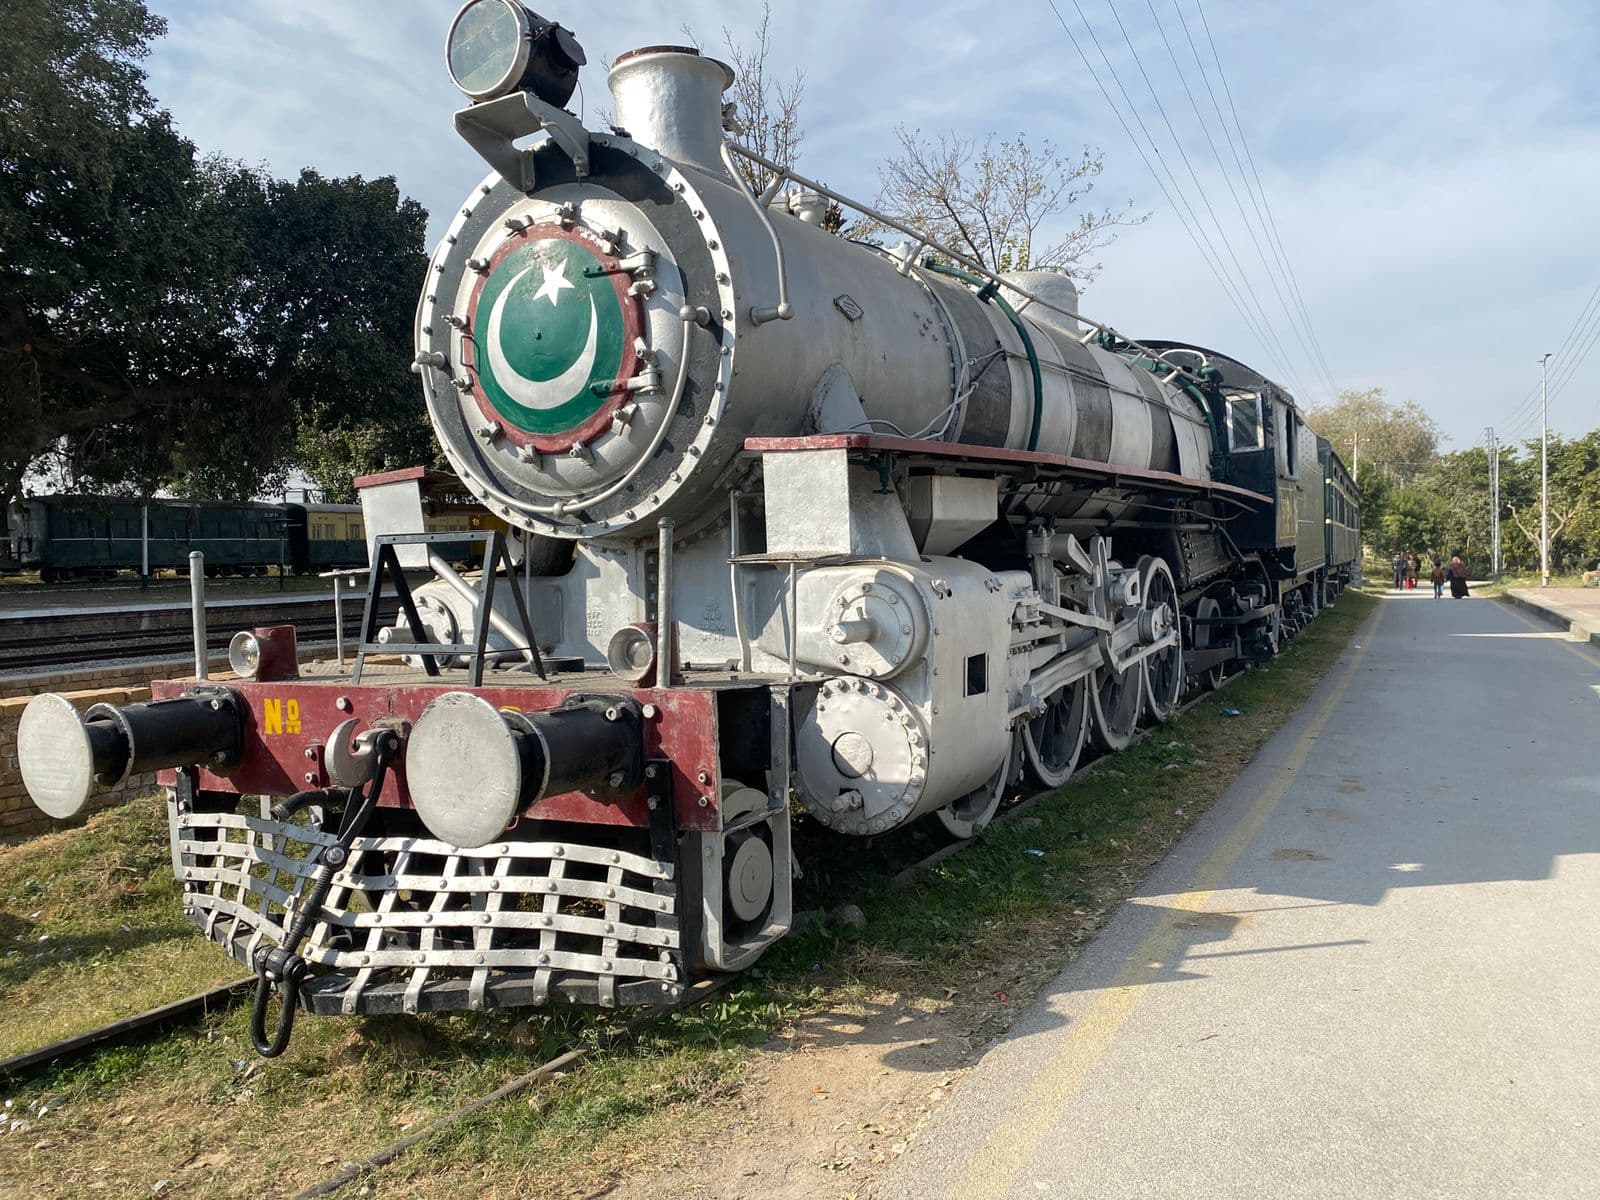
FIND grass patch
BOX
[0,794,245,1057]
[0,593,1373,1198]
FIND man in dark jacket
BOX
[1392,552,1405,589]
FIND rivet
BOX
[606,887,617,898]
[476,954,486,965]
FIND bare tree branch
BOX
[871,128,1148,281]
[720,2,804,195]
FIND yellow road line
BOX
[945,601,1386,1200]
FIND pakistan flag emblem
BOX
[468,231,637,445]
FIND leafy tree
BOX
[1306,387,1440,486]
[1500,434,1595,574]
[1,0,431,502]
[1378,487,1447,558]
[1354,460,1392,553]
[1419,446,1491,564]
[873,130,1145,281]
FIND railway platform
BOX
[872,590,1600,1200]
[1507,586,1600,649]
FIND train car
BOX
[8,496,286,581]
[1319,438,1360,595]
[14,5,1356,1057]
[284,503,367,574]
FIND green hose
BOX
[922,261,1046,451]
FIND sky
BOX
[141,0,1600,453]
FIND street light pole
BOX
[1539,352,1551,587]
[1485,426,1501,583]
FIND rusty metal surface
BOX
[150,675,727,831]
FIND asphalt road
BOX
[873,592,1600,1200]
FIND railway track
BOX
[0,603,397,672]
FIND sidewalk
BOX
[1505,586,1600,648]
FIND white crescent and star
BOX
[531,261,575,307]
[483,261,598,412]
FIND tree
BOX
[1378,486,1448,557]
[1306,388,1441,486]
[718,2,803,196]
[1419,446,1491,565]
[1500,434,1594,574]
[1,0,431,502]
[1354,460,1392,553]
[872,129,1145,281]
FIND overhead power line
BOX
[1498,279,1600,434]
[1043,0,1304,392]
[1097,0,1314,400]
[1190,0,1337,404]
[1046,0,1338,404]
[1157,0,1340,400]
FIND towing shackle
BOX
[18,689,243,819]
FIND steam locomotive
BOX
[14,1,1356,1054]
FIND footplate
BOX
[169,799,684,1015]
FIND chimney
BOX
[608,46,734,176]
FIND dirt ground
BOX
[607,996,978,1200]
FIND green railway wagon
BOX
[9,496,287,581]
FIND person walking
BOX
[1392,551,1405,590]
[1430,555,1445,599]
[1448,553,1470,599]
[1406,553,1419,590]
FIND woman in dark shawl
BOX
[1448,554,1469,599]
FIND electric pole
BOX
[1540,352,1552,587]
[1486,426,1501,582]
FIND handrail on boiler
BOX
[723,141,1235,395]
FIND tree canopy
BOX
[1305,387,1440,485]
[2,0,435,503]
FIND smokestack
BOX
[608,46,734,175]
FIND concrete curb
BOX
[1502,588,1600,649]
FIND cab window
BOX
[1227,395,1263,451]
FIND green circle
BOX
[475,239,626,436]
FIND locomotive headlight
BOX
[445,0,586,105]
[227,631,261,680]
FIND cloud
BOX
[142,0,1600,445]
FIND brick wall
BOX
[0,647,338,839]
[0,685,162,838]
[0,652,232,701]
